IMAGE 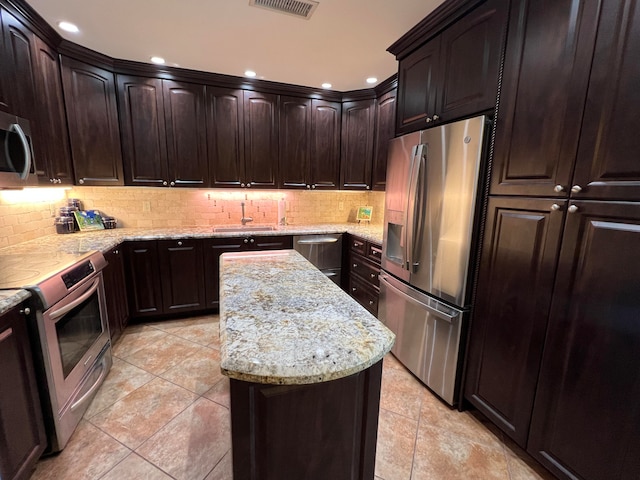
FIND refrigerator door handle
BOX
[379,272,460,324]
[406,144,426,273]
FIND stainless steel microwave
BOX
[0,110,38,188]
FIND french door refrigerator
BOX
[378,115,490,406]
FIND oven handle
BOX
[49,277,100,321]
[70,355,109,412]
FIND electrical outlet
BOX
[339,202,344,211]
[142,201,151,212]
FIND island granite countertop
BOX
[219,249,395,385]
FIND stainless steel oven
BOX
[0,251,112,453]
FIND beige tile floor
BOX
[31,314,554,480]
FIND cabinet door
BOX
[0,9,37,118]
[33,37,73,185]
[0,8,9,112]
[204,237,245,309]
[158,239,206,314]
[207,86,244,188]
[528,201,640,480]
[61,56,124,186]
[309,99,341,189]
[437,0,506,122]
[123,241,163,318]
[490,0,599,197]
[117,75,168,187]
[371,90,396,191]
[464,196,565,447]
[163,80,208,187]
[0,305,46,480]
[279,96,311,189]
[340,99,375,190]
[572,0,640,201]
[103,247,129,343]
[243,91,278,188]
[395,39,440,135]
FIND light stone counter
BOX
[0,289,31,315]
[219,249,394,385]
[0,223,382,257]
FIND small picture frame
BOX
[356,206,373,223]
[73,210,105,231]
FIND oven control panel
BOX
[62,261,95,289]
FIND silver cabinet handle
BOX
[568,205,579,213]
[177,241,183,246]
[554,185,565,193]
[551,204,561,211]
[10,123,32,180]
[432,114,440,121]
[571,185,582,193]
[296,237,338,245]
[170,181,175,187]
[162,181,168,186]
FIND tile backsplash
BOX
[0,187,385,248]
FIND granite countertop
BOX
[218,249,395,385]
[0,290,32,316]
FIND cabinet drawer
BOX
[350,252,380,288]
[348,275,379,316]
[349,237,366,256]
[367,243,382,265]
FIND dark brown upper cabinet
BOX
[371,89,396,191]
[61,56,124,186]
[279,95,311,189]
[464,196,565,448]
[243,90,278,188]
[310,99,341,189]
[118,75,168,187]
[490,0,599,197]
[0,8,8,112]
[207,86,245,188]
[33,37,73,185]
[340,99,375,190]
[395,0,506,135]
[162,80,208,187]
[527,200,640,480]
[571,0,640,201]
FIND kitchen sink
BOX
[213,226,277,233]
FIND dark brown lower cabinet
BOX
[204,235,293,309]
[158,239,206,314]
[123,241,163,318]
[465,197,565,446]
[527,201,640,480]
[230,360,382,480]
[346,235,381,316]
[0,303,46,480]
[103,246,129,343]
[466,199,640,479]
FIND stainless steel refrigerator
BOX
[378,115,490,406]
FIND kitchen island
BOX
[219,249,394,480]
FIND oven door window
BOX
[55,290,103,378]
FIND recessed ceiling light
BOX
[58,21,79,33]
[366,77,378,85]
[244,70,257,78]
[150,56,165,65]
[321,83,332,89]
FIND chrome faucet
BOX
[240,202,253,225]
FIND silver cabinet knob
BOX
[433,114,440,121]
[20,307,31,315]
[366,185,370,189]
[49,178,54,183]
[353,263,358,268]
[170,181,175,187]
[177,241,183,246]
[250,238,255,243]
[551,204,561,211]
[571,185,582,193]
[554,185,565,193]
[246,183,251,188]
[426,117,433,123]
[370,273,376,278]
[311,185,316,189]
[568,205,579,213]
[352,287,356,292]
[241,183,246,187]
[243,238,249,244]
[369,300,374,305]
[306,185,311,189]
[162,181,168,186]
[114,249,119,255]
[79,179,85,184]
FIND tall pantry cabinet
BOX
[464,1,640,479]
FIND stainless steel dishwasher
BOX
[293,234,342,285]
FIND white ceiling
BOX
[27,0,444,91]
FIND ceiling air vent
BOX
[249,0,319,20]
